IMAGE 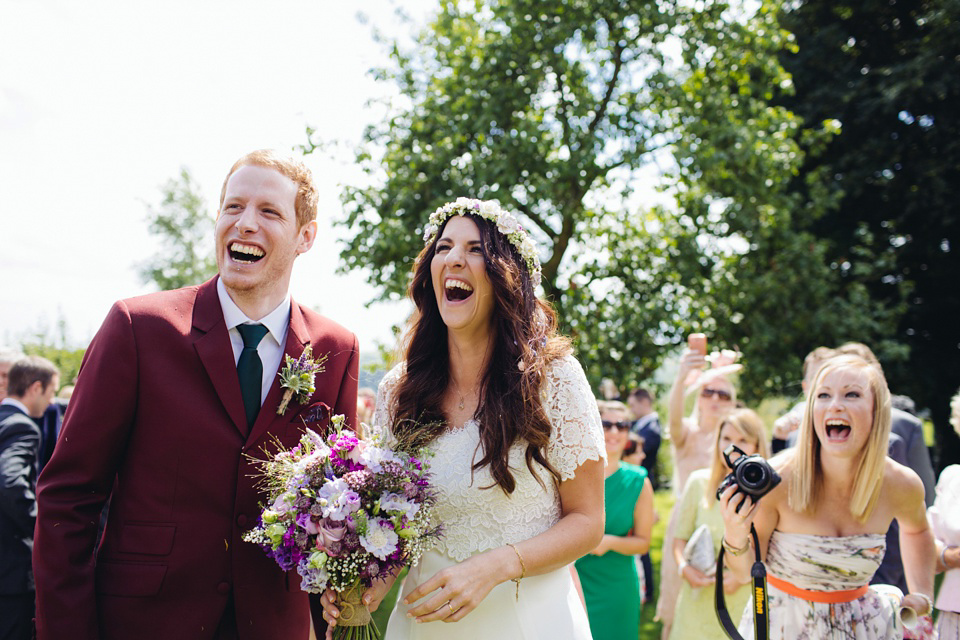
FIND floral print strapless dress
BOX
[739,530,900,639]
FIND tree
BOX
[19,311,85,387]
[139,167,217,291]
[640,0,901,400]
[323,0,871,397]
[779,0,960,466]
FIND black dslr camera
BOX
[715,444,781,506]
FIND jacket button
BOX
[237,514,248,528]
[217,582,230,595]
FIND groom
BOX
[33,150,359,640]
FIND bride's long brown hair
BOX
[391,213,571,494]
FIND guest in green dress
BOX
[669,408,770,639]
[576,400,655,640]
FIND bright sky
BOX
[1,0,435,355]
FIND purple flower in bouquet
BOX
[359,517,399,561]
[342,470,374,492]
[317,478,361,521]
[329,430,359,453]
[315,519,348,557]
[379,492,420,521]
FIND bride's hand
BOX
[403,546,514,624]
[319,576,396,637]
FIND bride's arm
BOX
[403,456,604,623]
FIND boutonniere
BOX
[277,345,328,415]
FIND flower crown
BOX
[422,197,542,288]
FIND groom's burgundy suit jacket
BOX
[33,277,359,640]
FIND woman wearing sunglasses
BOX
[575,401,655,640]
[656,342,740,638]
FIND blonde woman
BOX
[720,355,935,639]
[669,409,770,639]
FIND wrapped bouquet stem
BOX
[243,415,441,640]
[335,580,375,637]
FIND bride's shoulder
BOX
[543,353,587,384]
[378,362,407,389]
[374,362,407,407]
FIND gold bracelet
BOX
[722,536,750,557]
[507,543,526,601]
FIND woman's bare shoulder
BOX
[883,457,925,504]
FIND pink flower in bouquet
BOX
[346,439,367,465]
[316,520,348,557]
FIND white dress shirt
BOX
[217,278,291,407]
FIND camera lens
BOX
[741,462,766,487]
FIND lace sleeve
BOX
[371,363,404,445]
[543,355,606,480]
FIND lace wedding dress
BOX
[374,355,605,640]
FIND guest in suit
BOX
[33,150,360,640]
[627,387,661,486]
[0,347,25,401]
[1,355,59,640]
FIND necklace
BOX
[452,377,466,411]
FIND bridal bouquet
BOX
[244,414,441,639]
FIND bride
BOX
[321,198,606,639]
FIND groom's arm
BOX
[34,301,140,640]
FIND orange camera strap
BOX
[766,574,868,604]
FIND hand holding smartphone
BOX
[688,333,707,356]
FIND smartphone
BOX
[688,333,707,355]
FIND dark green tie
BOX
[236,323,268,428]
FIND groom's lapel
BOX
[245,300,310,448]
[192,277,247,437]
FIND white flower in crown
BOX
[421,197,543,288]
[497,212,521,236]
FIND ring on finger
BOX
[446,601,455,614]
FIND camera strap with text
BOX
[715,524,768,640]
